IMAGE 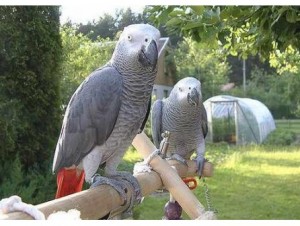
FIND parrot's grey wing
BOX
[53,66,122,172]
[138,95,152,134]
[151,99,163,148]
[200,103,208,138]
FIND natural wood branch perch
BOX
[0,132,213,220]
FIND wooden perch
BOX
[0,132,213,220]
[132,132,214,219]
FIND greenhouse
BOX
[203,95,276,145]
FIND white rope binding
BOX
[0,195,82,220]
[0,195,45,220]
[133,149,160,174]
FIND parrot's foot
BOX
[194,156,206,177]
[107,171,142,219]
[90,174,127,203]
[109,171,142,204]
[167,154,187,166]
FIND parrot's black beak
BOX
[138,39,158,72]
[187,87,200,106]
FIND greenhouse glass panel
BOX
[204,95,276,145]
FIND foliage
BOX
[269,46,300,74]
[263,119,300,145]
[226,67,300,118]
[75,8,148,41]
[0,98,21,163]
[148,6,300,59]
[60,25,114,106]
[171,37,230,99]
[264,130,296,146]
[226,55,275,85]
[0,6,62,171]
[275,119,300,134]
[115,8,148,33]
[76,13,117,40]
[0,155,56,204]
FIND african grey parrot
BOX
[52,24,161,199]
[151,77,208,176]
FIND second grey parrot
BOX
[52,24,161,199]
[151,77,208,176]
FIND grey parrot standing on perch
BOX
[52,24,161,200]
[151,77,208,177]
[151,77,208,219]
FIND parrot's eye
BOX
[145,38,149,43]
[127,35,132,41]
[189,87,191,90]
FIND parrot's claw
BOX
[167,154,188,166]
[195,156,206,178]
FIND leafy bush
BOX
[263,130,296,146]
[0,156,56,204]
[227,67,300,119]
[60,25,114,107]
[0,6,62,171]
[0,98,21,163]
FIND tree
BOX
[0,6,62,171]
[172,37,230,99]
[148,6,300,59]
[60,25,114,107]
[115,8,147,31]
[269,45,300,74]
[77,13,117,40]
[75,8,148,41]
[228,67,300,118]
[227,55,275,85]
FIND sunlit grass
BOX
[207,147,300,219]
[222,148,300,175]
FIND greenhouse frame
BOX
[203,95,276,145]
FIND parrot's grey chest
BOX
[101,79,153,161]
[162,102,203,156]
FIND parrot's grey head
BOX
[112,24,161,73]
[171,77,202,107]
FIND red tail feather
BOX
[55,168,85,199]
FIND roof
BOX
[157,37,169,58]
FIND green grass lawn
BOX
[207,145,300,219]
[123,144,300,220]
